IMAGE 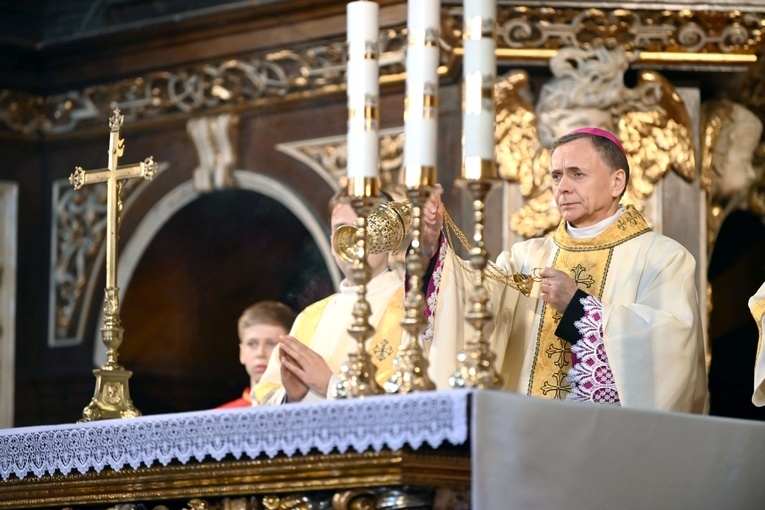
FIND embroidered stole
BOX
[367,287,406,382]
[527,205,650,399]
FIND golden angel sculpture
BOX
[496,46,696,238]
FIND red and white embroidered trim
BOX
[566,294,621,405]
[422,235,448,344]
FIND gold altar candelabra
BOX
[70,108,156,421]
[448,180,503,389]
[383,185,437,394]
[333,180,385,398]
[449,0,503,389]
[333,0,384,398]
[383,0,440,394]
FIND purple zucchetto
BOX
[569,127,626,155]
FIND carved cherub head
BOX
[702,100,763,205]
[535,47,662,148]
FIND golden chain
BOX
[442,210,535,296]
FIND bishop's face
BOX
[330,203,388,284]
[550,138,625,228]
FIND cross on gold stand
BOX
[70,107,157,422]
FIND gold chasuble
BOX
[290,287,405,383]
[254,270,405,405]
[427,205,707,413]
[528,205,650,398]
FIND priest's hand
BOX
[421,184,444,259]
[538,267,578,313]
[279,335,333,402]
[279,348,309,403]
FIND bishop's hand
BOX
[538,267,578,313]
[421,184,444,260]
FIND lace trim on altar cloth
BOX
[565,295,621,406]
[0,390,470,480]
[422,235,447,344]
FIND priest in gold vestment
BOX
[424,128,707,413]
[254,195,406,405]
[750,282,765,407]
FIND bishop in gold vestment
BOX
[427,205,707,412]
[424,127,707,413]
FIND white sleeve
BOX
[749,281,765,406]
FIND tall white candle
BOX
[403,0,441,188]
[347,1,380,181]
[464,0,495,35]
[462,0,496,179]
[347,1,379,45]
[408,0,440,41]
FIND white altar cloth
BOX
[0,390,469,480]
[5,387,765,510]
[472,391,765,510]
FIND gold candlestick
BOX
[70,108,156,421]
[333,178,384,399]
[449,177,503,389]
[450,0,501,389]
[384,185,436,394]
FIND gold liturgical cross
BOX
[70,107,157,422]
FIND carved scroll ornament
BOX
[1,5,763,137]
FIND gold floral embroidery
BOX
[528,206,651,399]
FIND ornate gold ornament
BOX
[278,129,405,198]
[70,108,157,421]
[383,187,437,395]
[51,162,160,347]
[333,200,412,265]
[443,5,764,59]
[332,180,385,399]
[447,183,504,390]
[0,30,409,136]
[61,488,444,510]
[1,6,762,137]
[0,449,469,509]
[495,46,696,238]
